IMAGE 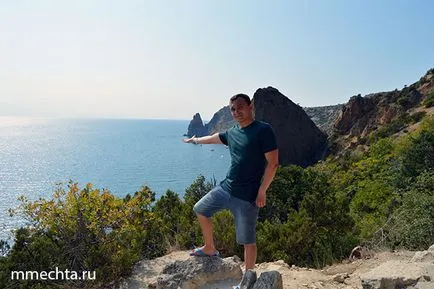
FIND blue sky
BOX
[1,0,433,120]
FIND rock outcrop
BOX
[115,255,242,289]
[156,256,241,288]
[253,87,328,167]
[411,244,434,263]
[113,246,434,289]
[239,269,257,288]
[331,90,422,139]
[418,68,434,96]
[332,69,434,141]
[361,245,434,289]
[334,94,377,136]
[187,113,207,137]
[251,271,283,289]
[114,252,283,289]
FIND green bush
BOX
[259,165,307,223]
[2,182,160,288]
[152,190,183,250]
[400,129,434,183]
[423,92,434,108]
[370,116,407,141]
[397,95,410,107]
[408,111,426,123]
[212,211,240,257]
[257,169,357,268]
[175,176,215,249]
[386,171,434,250]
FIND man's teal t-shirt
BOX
[218,120,277,202]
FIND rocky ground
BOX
[115,246,434,289]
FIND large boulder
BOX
[157,256,242,289]
[361,260,434,289]
[252,271,283,289]
[361,245,434,289]
[115,255,242,289]
[411,244,434,263]
[239,269,257,289]
[253,87,328,167]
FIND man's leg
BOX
[193,186,230,255]
[230,197,259,270]
[235,244,257,289]
[244,243,257,270]
[196,214,217,254]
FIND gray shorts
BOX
[193,185,259,245]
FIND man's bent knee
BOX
[196,213,210,219]
[193,202,200,214]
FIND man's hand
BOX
[182,135,198,144]
[256,188,267,208]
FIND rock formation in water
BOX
[186,113,207,137]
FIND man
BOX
[183,93,279,273]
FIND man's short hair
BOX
[230,94,251,105]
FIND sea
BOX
[0,117,230,243]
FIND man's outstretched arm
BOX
[183,133,223,145]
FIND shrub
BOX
[153,190,183,250]
[175,176,215,249]
[408,111,426,123]
[423,92,434,108]
[3,182,159,288]
[397,95,410,107]
[258,165,307,223]
[257,169,357,268]
[385,171,434,250]
[400,129,434,183]
[211,211,240,257]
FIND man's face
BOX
[229,98,253,123]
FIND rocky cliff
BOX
[330,68,434,151]
[252,87,328,167]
